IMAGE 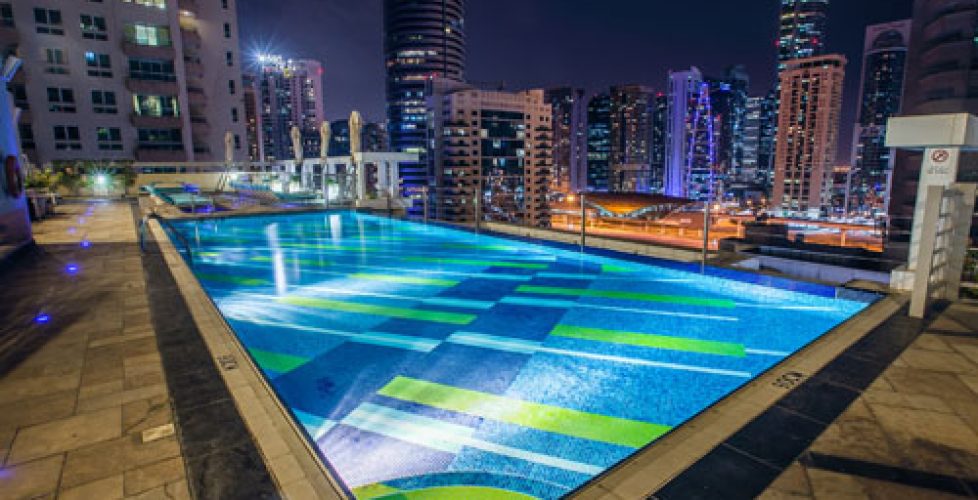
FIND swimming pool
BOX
[165,211,872,499]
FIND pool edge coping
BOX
[148,218,349,500]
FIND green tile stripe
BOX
[251,256,333,267]
[279,297,476,325]
[377,376,670,448]
[550,324,746,357]
[278,242,378,252]
[516,285,735,308]
[195,273,270,286]
[601,264,634,273]
[248,348,310,373]
[403,257,548,270]
[371,486,537,500]
[352,483,400,499]
[351,273,459,287]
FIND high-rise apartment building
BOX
[247,55,325,162]
[778,0,829,67]
[4,0,246,164]
[545,87,587,194]
[586,93,611,192]
[383,0,465,195]
[609,84,655,193]
[428,85,553,226]
[887,0,978,259]
[772,55,846,215]
[664,67,704,198]
[650,92,668,193]
[743,92,778,188]
[708,66,750,184]
[848,20,911,216]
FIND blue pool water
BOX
[165,211,872,499]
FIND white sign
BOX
[921,147,959,185]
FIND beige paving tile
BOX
[883,367,977,402]
[913,334,955,353]
[124,456,185,496]
[60,474,124,500]
[805,469,868,499]
[0,390,77,430]
[0,454,64,499]
[76,384,167,413]
[870,404,978,477]
[0,372,82,404]
[899,349,978,374]
[762,463,812,498]
[122,396,172,435]
[960,374,978,397]
[6,407,121,465]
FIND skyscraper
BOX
[650,93,668,193]
[545,88,587,194]
[778,0,829,67]
[664,67,704,198]
[609,85,656,193]
[708,66,750,184]
[427,85,553,226]
[248,55,325,162]
[773,55,846,215]
[586,93,611,192]
[848,20,911,216]
[887,0,978,259]
[6,0,246,164]
[743,92,778,187]
[383,0,465,196]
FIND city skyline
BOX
[238,0,911,160]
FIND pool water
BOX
[165,211,871,499]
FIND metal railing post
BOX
[422,186,429,223]
[580,192,586,250]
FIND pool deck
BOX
[1,200,976,499]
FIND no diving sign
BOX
[923,147,958,183]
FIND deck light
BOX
[66,263,80,275]
[34,313,51,324]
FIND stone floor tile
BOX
[951,343,978,367]
[59,474,124,500]
[855,476,968,500]
[0,390,77,430]
[762,462,812,498]
[870,404,978,477]
[0,372,81,404]
[899,349,978,374]
[960,374,978,397]
[913,334,955,353]
[122,396,172,435]
[862,390,954,414]
[883,367,977,403]
[124,456,185,496]
[6,407,121,465]
[805,469,869,499]
[0,455,64,499]
[76,384,167,414]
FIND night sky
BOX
[238,0,913,161]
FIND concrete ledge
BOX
[148,219,346,499]
[483,222,702,263]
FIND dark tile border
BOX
[650,302,949,500]
[132,204,279,499]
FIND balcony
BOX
[131,113,182,129]
[125,78,179,95]
[135,148,187,162]
[122,41,175,60]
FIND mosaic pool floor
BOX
[165,212,871,499]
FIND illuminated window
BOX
[133,94,179,117]
[122,0,166,9]
[125,23,171,47]
[85,52,112,78]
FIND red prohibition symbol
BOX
[931,149,950,163]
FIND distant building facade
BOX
[383,0,465,195]
[545,87,587,194]
[428,85,553,226]
[778,0,829,67]
[248,56,325,162]
[586,93,611,192]
[743,91,778,189]
[772,55,846,215]
[848,20,911,216]
[664,67,704,199]
[650,92,668,193]
[4,0,246,164]
[609,84,655,193]
[708,66,750,187]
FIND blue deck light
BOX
[34,313,51,324]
